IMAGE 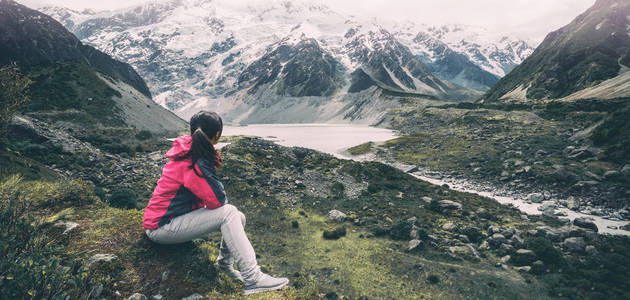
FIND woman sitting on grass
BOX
[142,111,288,295]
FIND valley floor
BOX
[2,133,630,299]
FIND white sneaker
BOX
[243,273,289,295]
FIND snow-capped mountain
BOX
[39,0,534,122]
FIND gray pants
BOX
[145,204,262,283]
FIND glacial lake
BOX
[218,123,630,236]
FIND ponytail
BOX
[185,111,223,176]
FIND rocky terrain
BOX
[2,125,630,298]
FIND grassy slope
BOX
[371,99,630,208]
[2,137,630,299]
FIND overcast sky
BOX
[18,0,596,43]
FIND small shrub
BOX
[524,237,564,267]
[135,130,152,141]
[108,189,137,209]
[462,227,483,243]
[428,200,440,212]
[323,226,346,240]
[389,220,412,240]
[427,274,440,284]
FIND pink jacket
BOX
[143,135,226,229]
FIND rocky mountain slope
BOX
[482,0,630,102]
[0,0,186,135]
[39,0,534,122]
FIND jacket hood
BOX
[165,135,192,158]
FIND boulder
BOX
[509,235,524,249]
[441,222,457,232]
[476,208,492,219]
[448,244,479,258]
[562,237,586,253]
[621,164,630,176]
[181,293,204,300]
[515,266,532,273]
[573,217,598,232]
[487,225,501,235]
[501,228,516,239]
[566,197,580,210]
[438,200,462,211]
[488,234,507,247]
[182,293,203,300]
[408,239,422,251]
[87,254,118,267]
[538,201,557,212]
[585,245,598,255]
[527,193,544,203]
[127,294,147,300]
[510,249,537,266]
[326,210,347,222]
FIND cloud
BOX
[17,0,596,42]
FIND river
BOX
[219,124,630,236]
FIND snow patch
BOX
[499,84,529,102]
[595,20,605,30]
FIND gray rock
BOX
[476,208,491,219]
[515,266,532,273]
[408,239,422,251]
[127,293,147,300]
[535,150,548,158]
[501,228,516,239]
[88,283,103,300]
[448,244,479,258]
[585,245,598,255]
[407,217,418,224]
[421,196,433,203]
[488,234,507,247]
[479,240,490,250]
[527,193,544,203]
[326,210,347,222]
[441,222,457,232]
[87,254,118,267]
[53,220,79,235]
[538,201,557,212]
[573,217,598,232]
[498,243,515,256]
[511,249,537,265]
[438,200,462,211]
[603,171,620,179]
[566,197,580,210]
[152,295,163,300]
[181,293,204,300]
[487,225,501,235]
[562,237,586,253]
[500,255,511,263]
[161,270,170,282]
[458,234,470,243]
[509,235,524,249]
[621,164,630,176]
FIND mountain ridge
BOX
[482,0,630,102]
[37,0,534,118]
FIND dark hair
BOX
[187,111,223,176]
